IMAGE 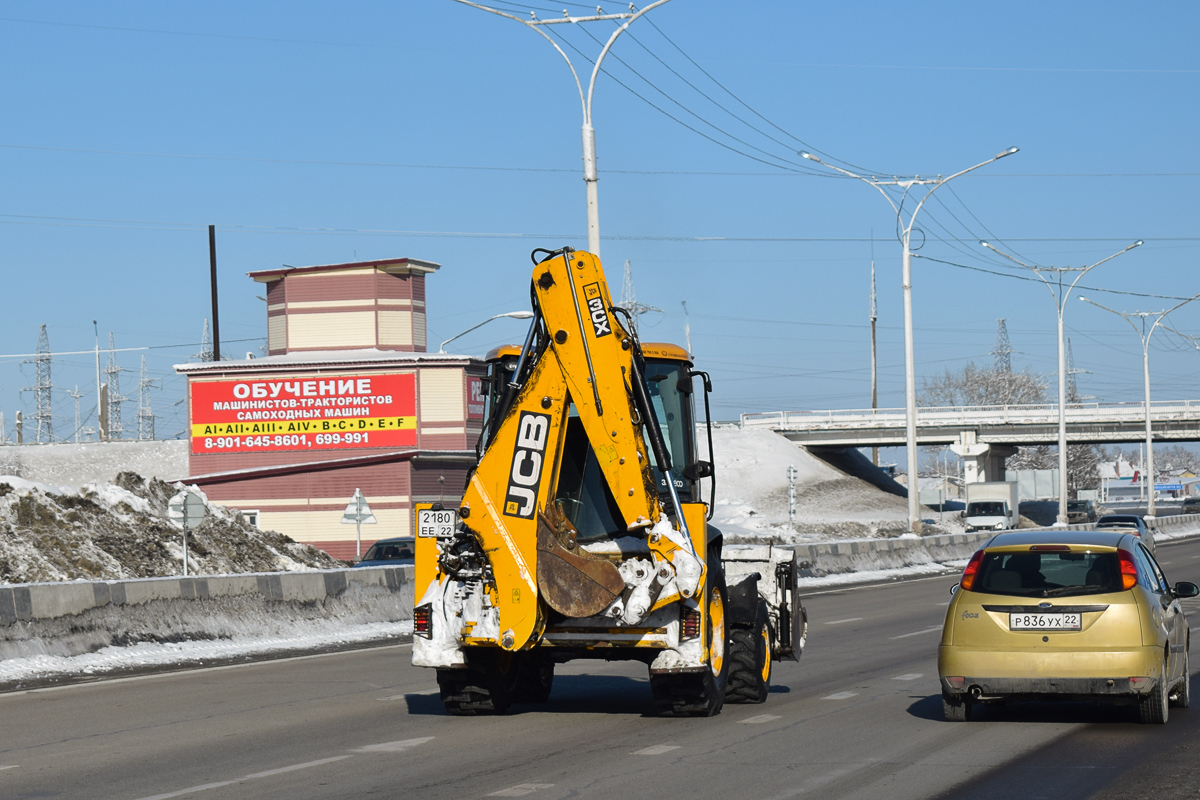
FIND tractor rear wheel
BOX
[437,650,517,715]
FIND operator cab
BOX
[481,342,714,542]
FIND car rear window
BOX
[362,542,414,561]
[973,550,1121,597]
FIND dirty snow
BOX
[0,472,342,584]
[0,620,412,687]
[0,439,186,488]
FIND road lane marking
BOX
[739,714,781,724]
[822,691,858,700]
[352,737,434,753]
[0,765,17,771]
[893,673,923,681]
[135,780,241,799]
[890,626,943,640]
[378,689,439,700]
[244,756,351,779]
[634,745,680,755]
[489,784,554,796]
[824,618,862,625]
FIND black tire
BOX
[651,570,730,717]
[943,695,971,722]
[726,603,771,704]
[513,652,555,704]
[437,651,517,716]
[1170,648,1190,709]
[1138,662,1170,724]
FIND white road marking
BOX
[244,756,351,779]
[890,626,943,640]
[378,689,439,700]
[739,714,781,724]
[893,673,923,681]
[822,691,858,700]
[352,737,434,754]
[488,784,555,797]
[0,765,18,771]
[133,754,356,799]
[634,744,681,755]
[824,617,862,625]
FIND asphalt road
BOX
[2,539,1199,800]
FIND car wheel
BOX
[943,695,971,722]
[1170,648,1190,709]
[1138,662,1170,724]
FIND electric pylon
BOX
[992,319,1014,373]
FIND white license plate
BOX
[417,508,458,538]
[1009,612,1081,631]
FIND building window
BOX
[241,509,260,528]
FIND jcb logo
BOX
[583,282,611,338]
[504,412,550,519]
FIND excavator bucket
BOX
[536,503,625,618]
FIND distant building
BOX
[176,257,487,560]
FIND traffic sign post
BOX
[168,489,207,576]
[341,487,377,559]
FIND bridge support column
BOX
[950,432,1016,484]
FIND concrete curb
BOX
[0,565,414,662]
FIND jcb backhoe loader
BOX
[413,248,806,716]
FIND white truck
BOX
[963,481,1019,532]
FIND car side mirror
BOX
[683,460,713,480]
[1173,581,1200,598]
[949,583,959,596]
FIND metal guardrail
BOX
[741,400,1200,432]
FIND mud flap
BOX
[536,506,625,618]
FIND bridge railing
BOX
[741,399,1200,431]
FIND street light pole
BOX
[801,148,1019,532]
[980,240,1142,524]
[1079,291,1200,517]
[451,0,674,257]
[438,311,536,353]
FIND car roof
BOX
[984,529,1131,549]
[1098,514,1140,521]
[368,536,414,545]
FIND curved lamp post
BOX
[981,240,1143,524]
[439,311,535,353]
[451,0,674,257]
[800,147,1019,532]
[1079,291,1200,517]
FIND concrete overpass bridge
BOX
[741,400,1200,482]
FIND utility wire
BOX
[915,254,1196,300]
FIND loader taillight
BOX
[414,604,433,638]
[682,607,701,640]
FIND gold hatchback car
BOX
[939,530,1198,723]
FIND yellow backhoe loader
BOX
[413,248,806,716]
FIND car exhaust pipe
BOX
[969,685,983,700]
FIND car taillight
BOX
[960,549,986,592]
[414,604,432,638]
[681,607,701,640]
[1117,550,1138,590]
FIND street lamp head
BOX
[1078,296,1088,303]
[799,151,820,163]
[1133,240,1144,248]
[995,146,1019,159]
[980,240,993,250]
[508,311,536,320]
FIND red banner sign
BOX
[190,373,417,455]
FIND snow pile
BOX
[702,427,955,543]
[0,472,342,584]
[0,440,187,488]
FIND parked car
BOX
[939,529,1197,723]
[1181,496,1200,514]
[353,536,415,567]
[1066,500,1097,524]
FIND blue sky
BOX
[1,1,1197,444]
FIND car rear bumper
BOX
[939,644,1160,678]
[939,675,1157,701]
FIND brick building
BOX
[176,257,487,560]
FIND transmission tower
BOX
[104,332,129,440]
[992,319,1015,373]
[66,386,87,443]
[0,412,6,445]
[136,356,157,440]
[619,260,662,326]
[195,319,214,361]
[21,324,54,442]
[1066,337,1090,402]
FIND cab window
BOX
[643,360,695,502]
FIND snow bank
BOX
[0,440,186,488]
[0,472,341,585]
[702,426,957,543]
